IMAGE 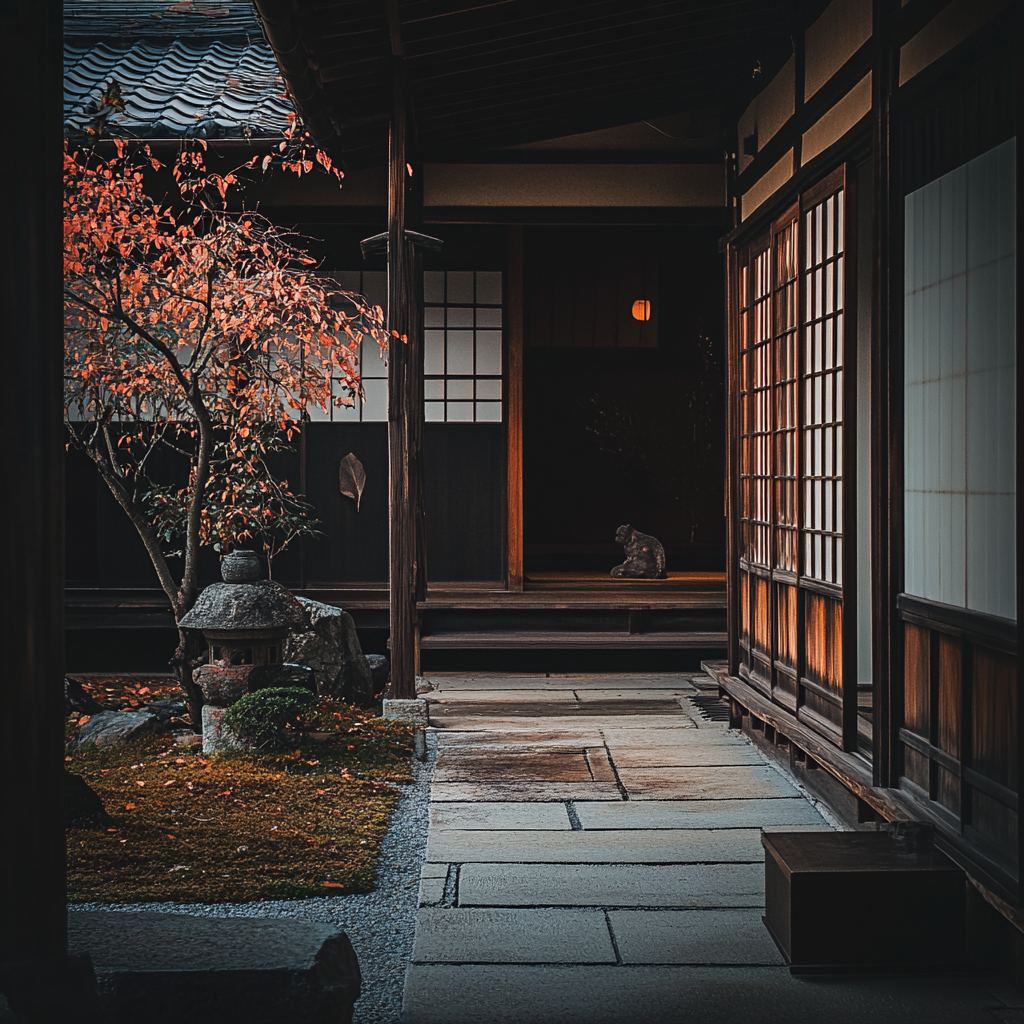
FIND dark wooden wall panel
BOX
[972,646,1018,791]
[424,423,504,581]
[903,622,930,737]
[753,576,770,658]
[971,792,1018,862]
[903,746,930,793]
[304,423,389,583]
[775,582,797,669]
[804,592,842,695]
[937,634,962,757]
[897,603,1018,890]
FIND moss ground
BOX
[66,677,414,903]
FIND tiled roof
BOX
[64,0,264,42]
[64,2,291,140]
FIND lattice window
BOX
[424,271,503,423]
[773,220,799,572]
[313,270,504,424]
[801,190,844,584]
[749,250,772,567]
[316,271,389,422]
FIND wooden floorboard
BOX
[419,631,728,650]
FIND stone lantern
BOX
[179,550,309,749]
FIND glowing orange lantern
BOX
[631,299,651,321]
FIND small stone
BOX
[382,698,428,726]
[76,710,165,749]
[366,654,390,694]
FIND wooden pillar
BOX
[387,59,419,700]
[506,226,524,592]
[0,2,100,1017]
[871,0,898,787]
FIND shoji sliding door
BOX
[735,167,858,750]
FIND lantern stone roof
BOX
[178,580,308,633]
[63,0,291,141]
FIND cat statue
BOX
[610,524,667,579]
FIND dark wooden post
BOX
[506,227,524,592]
[0,2,99,1018]
[386,56,419,700]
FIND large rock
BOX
[67,911,360,1024]
[284,599,375,706]
[76,710,166,749]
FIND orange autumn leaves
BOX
[63,139,389,595]
[64,139,385,437]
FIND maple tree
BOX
[64,136,387,726]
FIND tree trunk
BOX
[169,627,206,733]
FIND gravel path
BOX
[70,730,437,1024]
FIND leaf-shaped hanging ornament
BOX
[339,452,366,511]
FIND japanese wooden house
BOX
[63,0,1022,954]
[63,0,762,673]
[713,0,1022,956]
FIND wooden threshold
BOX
[306,573,727,611]
[419,630,727,649]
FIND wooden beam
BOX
[506,225,524,591]
[387,55,419,700]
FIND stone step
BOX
[67,911,360,1024]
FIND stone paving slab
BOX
[401,965,1004,1024]
[419,864,449,906]
[608,745,763,768]
[457,862,764,907]
[412,909,615,964]
[574,798,827,830]
[430,781,623,803]
[426,828,765,864]
[429,803,572,830]
[608,909,785,965]
[616,765,800,800]
[433,750,594,784]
